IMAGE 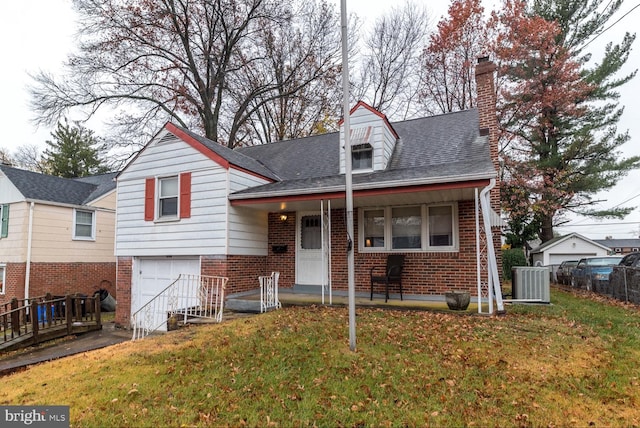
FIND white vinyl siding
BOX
[227,168,270,256]
[116,131,270,257]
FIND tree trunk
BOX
[540,214,554,243]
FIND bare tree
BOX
[12,144,48,173]
[420,0,489,115]
[29,0,345,149]
[0,148,12,166]
[354,2,431,120]
[222,0,349,146]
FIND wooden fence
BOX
[0,293,102,352]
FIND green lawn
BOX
[1,287,639,427]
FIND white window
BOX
[0,264,5,294]
[363,209,385,248]
[428,205,453,247]
[73,209,95,240]
[159,176,179,218]
[392,206,422,249]
[359,203,458,252]
[352,144,373,170]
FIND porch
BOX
[226,287,485,313]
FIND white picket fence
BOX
[131,274,227,341]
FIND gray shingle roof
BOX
[0,164,117,205]
[231,108,494,198]
[594,239,640,249]
[173,126,280,181]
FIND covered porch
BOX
[230,178,504,314]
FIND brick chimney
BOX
[475,56,500,212]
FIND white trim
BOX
[72,208,96,241]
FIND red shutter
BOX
[144,178,155,221]
[180,172,192,218]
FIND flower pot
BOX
[445,292,470,311]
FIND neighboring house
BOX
[594,239,640,255]
[530,232,612,269]
[115,58,503,328]
[0,165,117,306]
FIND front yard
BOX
[1,287,639,427]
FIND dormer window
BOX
[339,102,399,174]
[352,143,373,170]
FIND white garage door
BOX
[132,257,200,331]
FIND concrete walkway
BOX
[0,321,131,376]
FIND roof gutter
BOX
[229,172,495,202]
[24,198,115,212]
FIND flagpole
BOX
[340,0,356,352]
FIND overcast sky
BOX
[1,0,638,240]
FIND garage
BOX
[131,257,200,331]
[531,233,610,267]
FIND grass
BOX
[1,287,639,427]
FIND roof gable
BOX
[118,122,279,182]
[531,232,612,254]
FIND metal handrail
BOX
[131,274,227,341]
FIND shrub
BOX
[502,248,527,280]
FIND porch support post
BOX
[327,200,332,305]
[322,199,325,305]
[475,188,483,314]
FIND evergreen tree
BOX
[43,119,110,178]
[495,0,639,243]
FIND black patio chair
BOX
[370,255,405,302]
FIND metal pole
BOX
[341,0,356,351]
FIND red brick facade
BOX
[266,202,486,296]
[0,262,115,307]
[115,257,132,327]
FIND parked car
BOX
[609,252,640,300]
[556,260,579,285]
[571,256,624,291]
[617,252,640,268]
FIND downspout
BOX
[25,201,35,300]
[479,179,504,313]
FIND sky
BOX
[1,0,639,240]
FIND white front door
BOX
[132,257,200,330]
[296,213,324,285]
